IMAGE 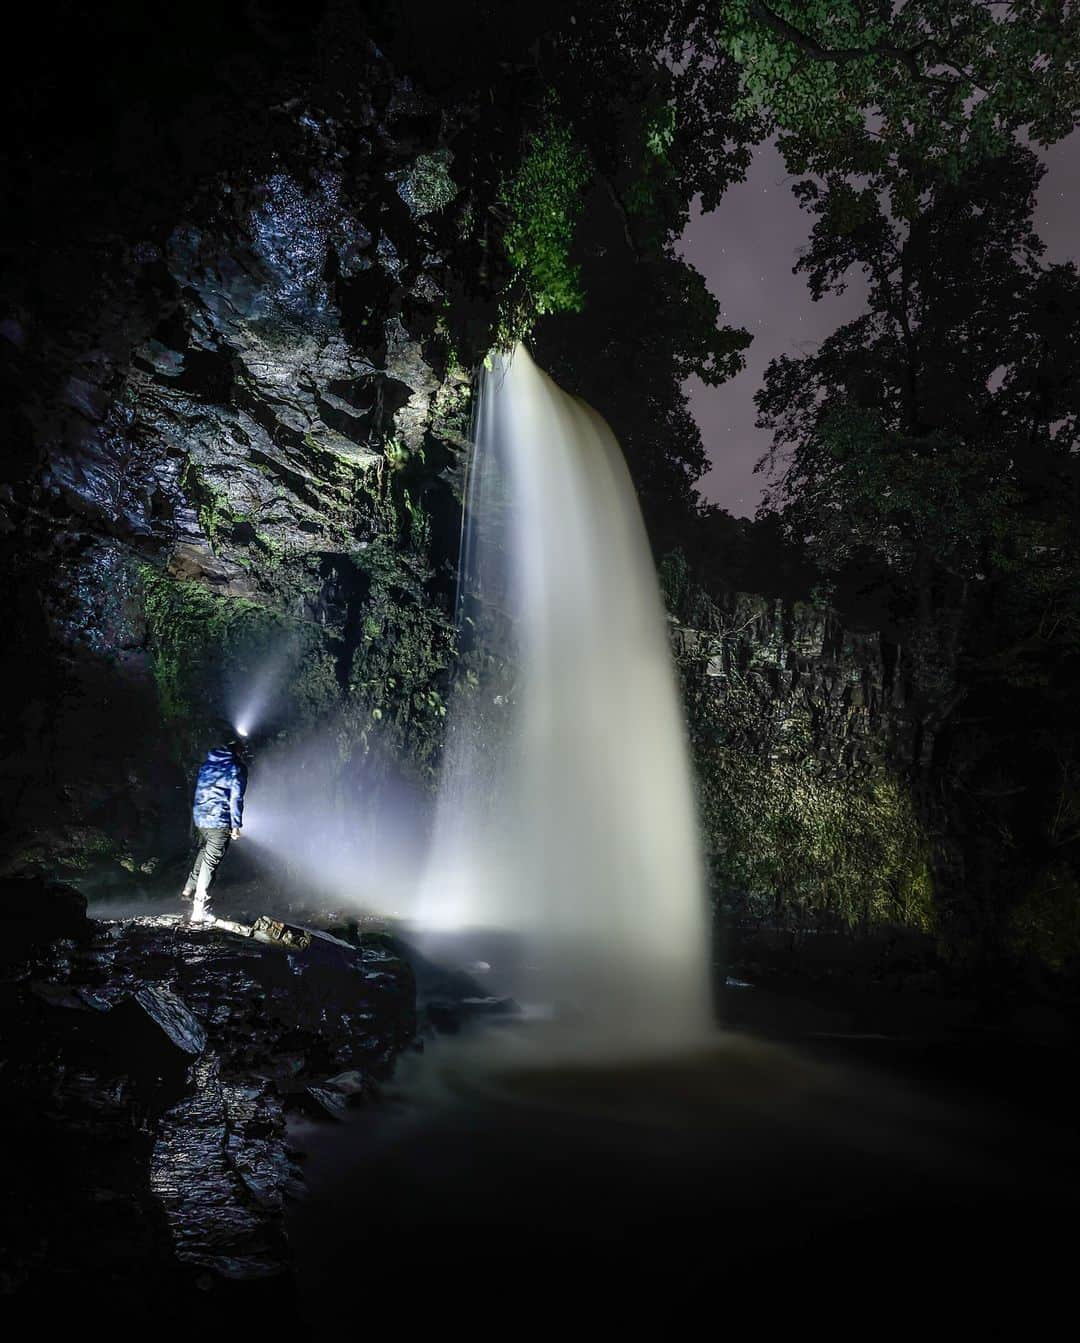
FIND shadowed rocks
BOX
[0,891,415,1319]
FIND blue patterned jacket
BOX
[192,748,247,830]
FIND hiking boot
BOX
[189,899,215,926]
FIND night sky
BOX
[681,130,1080,517]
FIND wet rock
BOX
[127,984,207,1058]
[2,904,418,1305]
[29,981,111,1014]
[2,58,472,888]
[0,876,90,969]
[323,1069,372,1101]
[151,1054,288,1280]
[166,541,256,595]
[222,1079,295,1213]
[294,1084,348,1122]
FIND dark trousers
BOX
[186,826,231,913]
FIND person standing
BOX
[181,735,248,925]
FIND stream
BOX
[285,937,1078,1320]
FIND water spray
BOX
[418,343,712,1054]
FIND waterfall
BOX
[418,343,711,1052]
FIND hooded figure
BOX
[182,737,249,924]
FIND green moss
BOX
[384,436,410,470]
[670,578,936,933]
[180,461,248,554]
[497,106,591,344]
[344,475,455,785]
[400,149,457,216]
[1008,862,1080,973]
[698,724,935,933]
[138,564,338,766]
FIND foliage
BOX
[772,405,1022,585]
[624,96,679,240]
[674,617,935,933]
[754,135,1080,970]
[138,564,338,767]
[711,0,1080,219]
[757,143,1080,575]
[496,108,591,340]
[557,2,762,217]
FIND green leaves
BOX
[138,565,338,766]
[498,109,591,336]
[643,101,676,159]
[714,0,1080,219]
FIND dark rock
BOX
[166,541,256,595]
[0,906,414,1306]
[29,981,111,1013]
[324,1068,370,1097]
[151,1054,290,1280]
[129,984,207,1058]
[0,876,90,968]
[461,995,520,1015]
[295,1085,348,1122]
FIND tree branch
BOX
[747,1,961,89]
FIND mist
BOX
[240,720,433,922]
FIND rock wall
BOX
[668,575,936,935]
[1,42,490,887]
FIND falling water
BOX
[419,344,711,1052]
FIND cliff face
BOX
[2,42,487,886]
[667,576,936,937]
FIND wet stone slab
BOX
[0,905,415,1315]
[150,1054,292,1280]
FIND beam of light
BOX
[227,636,303,744]
[239,721,431,922]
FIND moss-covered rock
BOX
[138,563,340,767]
[668,569,936,936]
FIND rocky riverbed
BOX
[0,874,415,1322]
[4,871,1078,1327]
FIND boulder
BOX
[0,876,90,967]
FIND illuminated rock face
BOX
[1,43,479,883]
[669,586,939,935]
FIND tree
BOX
[755,137,1080,973]
[712,1,1080,218]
